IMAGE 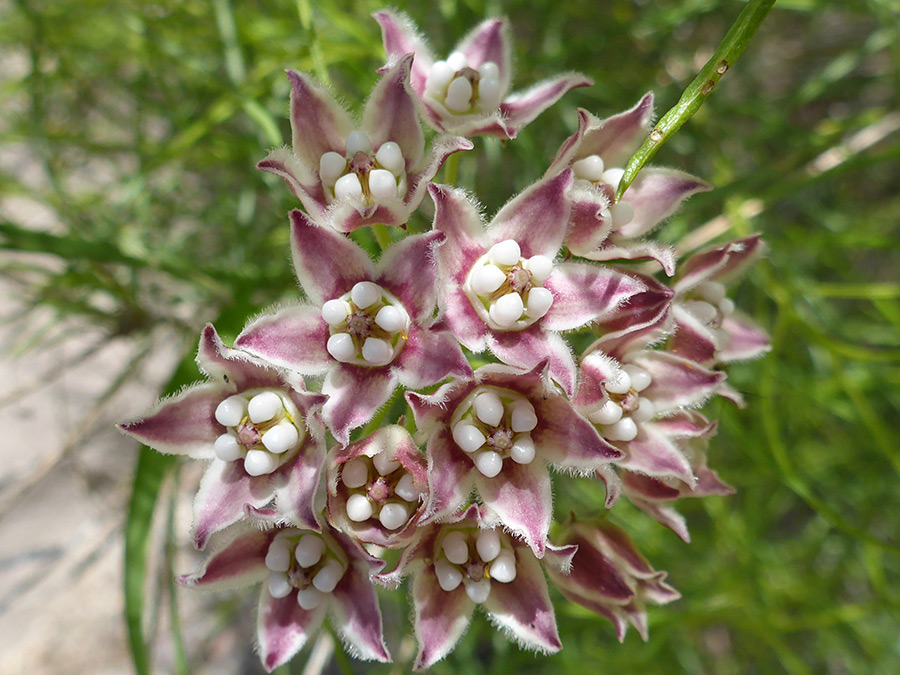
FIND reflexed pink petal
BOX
[622,470,682,501]
[535,392,623,468]
[543,262,646,332]
[487,171,573,257]
[618,168,711,239]
[395,324,473,389]
[411,567,474,670]
[565,186,612,256]
[695,465,735,496]
[363,54,425,167]
[270,438,325,533]
[372,10,433,94]
[580,93,654,168]
[430,183,489,285]
[178,527,272,589]
[287,69,354,170]
[290,210,377,304]
[591,274,673,352]
[573,350,621,410]
[191,460,275,550]
[438,289,490,352]
[591,520,656,578]
[118,383,221,457]
[327,198,409,233]
[628,497,691,542]
[717,380,747,407]
[651,411,716,440]
[476,460,552,557]
[423,428,475,522]
[405,135,474,207]
[675,234,765,293]
[377,231,443,321]
[406,379,476,432]
[544,541,579,574]
[489,328,576,396]
[257,147,328,219]
[556,535,634,605]
[458,18,511,93]
[484,548,561,653]
[719,312,771,362]
[500,73,593,137]
[197,323,282,391]
[330,563,392,662]
[585,239,677,277]
[617,426,694,483]
[596,464,623,508]
[235,304,331,376]
[257,590,327,672]
[630,351,725,411]
[669,304,719,365]
[322,365,397,444]
[436,111,514,139]
[545,107,593,178]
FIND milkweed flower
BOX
[118,325,326,549]
[374,11,591,139]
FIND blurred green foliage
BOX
[2,0,899,673]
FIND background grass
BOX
[2,0,899,673]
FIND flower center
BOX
[464,239,555,331]
[571,153,635,230]
[587,364,655,442]
[423,52,502,114]
[321,281,410,367]
[450,386,539,477]
[264,530,347,610]
[213,388,305,476]
[318,130,408,207]
[339,451,424,532]
[433,528,518,603]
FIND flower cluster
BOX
[119,11,768,671]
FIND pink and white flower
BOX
[118,324,326,549]
[236,213,471,443]
[408,361,622,557]
[374,11,591,139]
[377,505,576,670]
[258,54,471,233]
[179,522,391,670]
[546,95,711,273]
[429,173,646,396]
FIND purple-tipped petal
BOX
[373,10,433,94]
[476,460,552,558]
[363,54,425,167]
[405,134,474,207]
[626,496,691,543]
[487,171,573,257]
[596,464,623,508]
[581,93,655,168]
[430,183,489,285]
[197,323,281,391]
[330,563,392,662]
[290,210,377,305]
[484,548,561,653]
[257,590,327,672]
[669,304,719,365]
[327,199,410,234]
[618,168,712,239]
[235,304,331,376]
[500,74,593,137]
[439,288,490,352]
[423,428,475,521]
[592,274,674,353]
[564,185,612,257]
[118,383,222,457]
[617,426,694,483]
[535,394,623,469]
[718,312,771,362]
[543,262,646,332]
[489,328,576,397]
[411,568,474,670]
[270,439,325,533]
[457,18,511,93]
[321,365,396,445]
[377,231,442,322]
[178,528,272,590]
[395,324,473,389]
[287,69,354,171]
[257,148,328,219]
[630,351,725,412]
[585,239,677,277]
[675,234,765,293]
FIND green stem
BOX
[616,0,777,201]
[372,224,392,252]
[443,151,460,186]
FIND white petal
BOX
[571,154,605,182]
[321,298,349,326]
[622,365,652,392]
[489,292,525,327]
[351,281,382,309]
[319,151,346,186]
[434,559,462,592]
[312,559,344,593]
[600,167,625,190]
[375,141,405,176]
[215,395,247,427]
[475,530,501,563]
[473,391,504,427]
[297,587,325,610]
[341,456,369,489]
[470,263,506,296]
[604,416,638,442]
[605,369,632,395]
[362,337,393,366]
[378,502,409,530]
[510,400,538,433]
[442,530,470,565]
[488,239,521,266]
[334,172,363,201]
[474,450,503,478]
[372,451,401,476]
[525,286,554,319]
[247,391,282,424]
[447,51,467,71]
[326,333,356,362]
[509,434,536,464]
[525,255,553,284]
[214,433,243,462]
[368,168,398,201]
[346,493,374,522]
[394,473,420,502]
[375,305,406,333]
[345,130,372,156]
[445,76,473,112]
[588,400,623,425]
[452,422,486,453]
[265,539,291,572]
[631,397,656,423]
[489,550,516,583]
[261,422,299,454]
[465,578,492,604]
[268,572,293,599]
[295,533,325,568]
[244,449,279,476]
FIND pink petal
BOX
[591,521,657,578]
[489,327,576,397]
[405,134,474,208]
[257,147,328,219]
[543,262,646,331]
[235,304,331,376]
[476,460,552,558]
[257,590,327,672]
[178,527,272,589]
[591,274,673,353]
[423,428,475,522]
[630,351,725,411]
[395,324,473,389]
[287,69,354,171]
[372,10,433,94]
[270,438,325,533]
[484,548,561,653]
[430,183,489,286]
[406,378,476,432]
[487,171,573,257]
[675,234,765,293]
[330,562,392,662]
[362,53,425,167]
[651,411,716,440]
[585,239,677,277]
[627,498,691,543]
[718,312,771,362]
[411,568,474,670]
[580,93,655,168]
[669,304,719,365]
[617,426,694,483]
[118,383,221,457]
[457,18,511,93]
[535,393,623,468]
[438,288,489,352]
[321,365,397,444]
[564,185,612,257]
[617,168,711,239]
[376,231,443,322]
[290,210,377,305]
[556,533,634,605]
[622,470,682,501]
[500,73,593,138]
[596,464,623,508]
[197,323,282,391]
[326,198,410,234]
[191,460,275,550]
